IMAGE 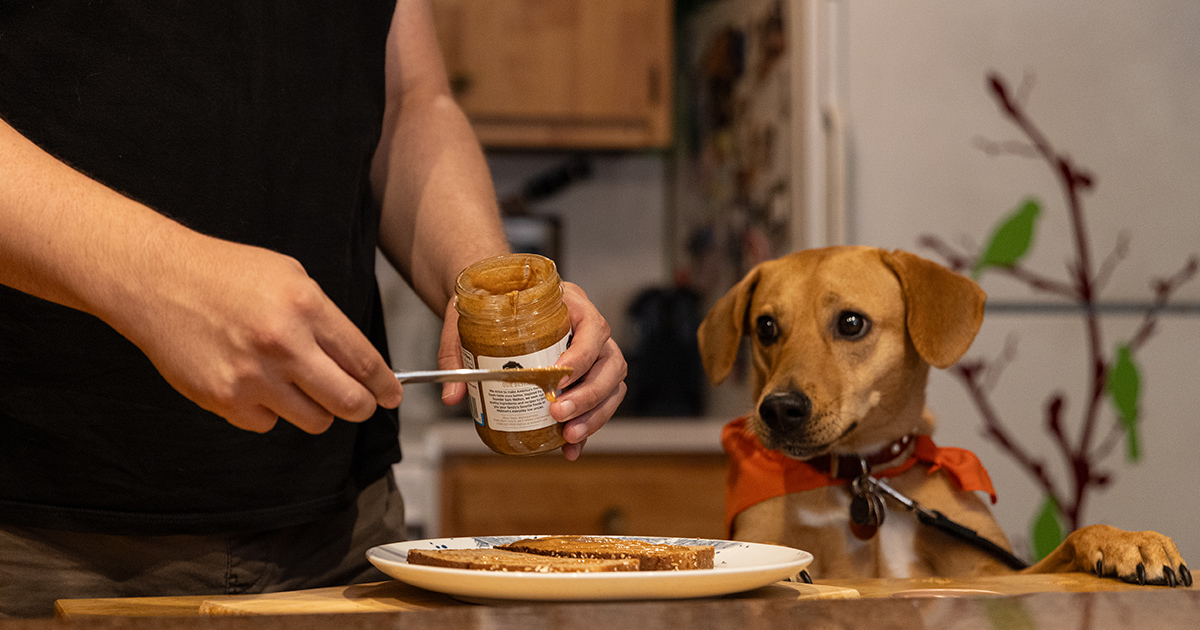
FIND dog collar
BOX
[806,434,916,480]
[720,416,998,535]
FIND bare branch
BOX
[1014,69,1037,106]
[1095,416,1127,463]
[917,234,1078,298]
[1045,393,1071,458]
[972,136,1040,159]
[916,234,973,273]
[937,71,1198,531]
[953,362,1064,506]
[1002,264,1080,299]
[1093,232,1132,293]
[980,334,1019,392]
[1129,255,1200,351]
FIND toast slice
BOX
[406,548,640,572]
[498,536,715,571]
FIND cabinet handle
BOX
[601,507,628,536]
[450,71,473,98]
[647,67,661,105]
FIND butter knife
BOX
[393,366,572,388]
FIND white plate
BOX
[366,535,812,602]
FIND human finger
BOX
[313,304,404,410]
[553,282,610,389]
[553,333,627,422]
[437,298,468,405]
[289,345,393,424]
[265,382,339,435]
[561,437,587,461]
[220,404,282,434]
[561,378,627,446]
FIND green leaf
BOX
[1031,495,1064,561]
[972,198,1041,279]
[1107,344,1141,462]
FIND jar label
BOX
[461,332,571,432]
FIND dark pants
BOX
[0,473,406,618]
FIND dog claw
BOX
[1095,559,1104,577]
[800,570,813,584]
[1181,565,1192,587]
[1164,566,1178,588]
[1119,563,1148,586]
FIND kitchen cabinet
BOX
[439,453,727,538]
[429,0,673,149]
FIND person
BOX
[0,0,627,617]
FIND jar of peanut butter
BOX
[455,254,571,456]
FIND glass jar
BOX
[455,253,571,456]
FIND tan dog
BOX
[699,246,1189,585]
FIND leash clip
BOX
[848,459,885,540]
[864,475,935,520]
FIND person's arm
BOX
[372,0,627,460]
[0,118,402,433]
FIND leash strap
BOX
[867,476,1029,571]
[916,509,1030,571]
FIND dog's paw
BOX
[1062,524,1191,587]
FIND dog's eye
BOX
[835,311,870,339]
[755,315,780,345]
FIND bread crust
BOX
[406,548,639,572]
[498,536,716,571]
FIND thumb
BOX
[438,298,467,405]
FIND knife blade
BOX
[393,366,572,388]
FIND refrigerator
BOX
[675,0,1200,563]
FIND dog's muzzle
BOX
[758,391,813,434]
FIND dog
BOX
[698,246,1190,586]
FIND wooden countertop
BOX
[54,573,1192,619]
[53,579,853,618]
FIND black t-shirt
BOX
[0,1,402,535]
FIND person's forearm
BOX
[372,94,509,312]
[371,0,510,315]
[0,117,195,323]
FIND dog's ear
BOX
[881,249,987,368]
[697,265,763,385]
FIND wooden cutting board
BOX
[818,572,1193,598]
[197,580,859,615]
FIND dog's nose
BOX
[758,391,812,433]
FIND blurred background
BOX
[380,0,1200,565]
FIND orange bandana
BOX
[721,416,997,535]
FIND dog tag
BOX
[849,475,885,540]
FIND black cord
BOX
[917,509,1029,571]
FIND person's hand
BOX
[113,233,403,434]
[436,282,627,460]
[550,282,627,459]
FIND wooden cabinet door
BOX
[439,453,727,539]
[430,0,673,148]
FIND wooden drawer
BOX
[439,453,727,539]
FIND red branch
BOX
[953,361,1061,504]
[921,71,1197,531]
[917,234,1078,298]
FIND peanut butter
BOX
[455,254,571,456]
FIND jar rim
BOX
[455,253,561,310]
